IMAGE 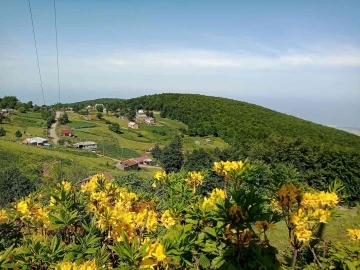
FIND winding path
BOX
[49,111,61,145]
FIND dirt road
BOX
[49,111,61,145]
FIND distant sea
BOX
[335,127,360,136]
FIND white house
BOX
[145,117,156,125]
[73,141,98,150]
[22,137,48,146]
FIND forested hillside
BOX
[125,93,360,203]
[126,94,360,149]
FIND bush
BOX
[18,107,26,113]
[0,127,5,137]
[15,130,22,138]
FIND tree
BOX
[0,167,36,207]
[0,95,18,109]
[0,127,6,136]
[184,148,214,171]
[18,107,26,113]
[33,105,40,112]
[15,130,22,138]
[127,110,136,121]
[97,112,103,120]
[160,136,184,173]
[96,105,104,112]
[108,123,122,134]
[73,104,80,113]
[58,113,70,125]
[151,144,162,160]
[27,101,33,108]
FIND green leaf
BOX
[345,261,356,270]
[204,227,217,238]
[198,253,211,268]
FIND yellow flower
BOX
[154,171,167,181]
[0,209,8,223]
[185,171,204,193]
[347,229,360,241]
[201,188,225,210]
[16,200,30,216]
[61,181,72,192]
[161,210,176,229]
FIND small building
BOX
[135,155,153,165]
[77,172,114,186]
[145,117,156,125]
[61,129,74,137]
[116,159,139,171]
[1,108,14,114]
[128,121,139,129]
[73,141,97,150]
[135,110,148,122]
[23,137,48,146]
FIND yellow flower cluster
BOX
[54,260,97,270]
[16,197,50,228]
[255,221,276,232]
[0,209,8,223]
[213,161,244,176]
[277,184,299,207]
[347,229,360,242]
[185,171,204,193]
[161,210,176,229]
[290,208,312,243]
[140,242,170,268]
[301,192,339,209]
[58,181,72,192]
[81,174,158,241]
[201,188,225,210]
[152,171,167,188]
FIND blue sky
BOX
[0,0,359,126]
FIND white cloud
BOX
[103,47,360,69]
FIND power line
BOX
[53,0,61,104]
[27,0,46,106]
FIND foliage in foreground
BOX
[0,161,359,269]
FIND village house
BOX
[135,110,147,122]
[135,155,153,165]
[77,172,114,186]
[22,137,48,146]
[73,141,97,150]
[128,121,139,129]
[145,117,156,125]
[61,129,75,137]
[1,108,14,114]
[116,159,139,171]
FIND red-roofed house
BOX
[116,159,139,171]
[135,155,153,165]
[61,129,74,137]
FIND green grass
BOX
[182,135,229,151]
[98,143,140,160]
[267,208,360,258]
[67,121,98,129]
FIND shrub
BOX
[0,127,5,137]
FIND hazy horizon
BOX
[1,0,359,127]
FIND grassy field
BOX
[267,207,360,259]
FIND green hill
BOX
[124,93,360,203]
[126,93,360,149]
